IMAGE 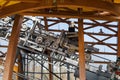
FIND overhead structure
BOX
[0,0,120,80]
[0,0,120,20]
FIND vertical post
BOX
[48,51,53,80]
[44,17,48,31]
[117,22,120,57]
[33,54,35,78]
[78,18,86,80]
[27,53,29,77]
[59,63,62,79]
[18,52,23,80]
[67,56,70,80]
[23,53,26,78]
[67,64,70,80]
[41,55,43,79]
[3,15,23,80]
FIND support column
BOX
[48,51,53,80]
[67,55,70,80]
[41,55,44,79]
[3,15,23,80]
[117,22,120,57]
[78,18,86,80]
[18,52,23,80]
[44,17,48,31]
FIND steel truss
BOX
[0,15,119,80]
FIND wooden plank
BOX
[3,15,23,80]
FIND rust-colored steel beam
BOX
[84,22,118,28]
[0,1,9,9]
[87,43,117,52]
[47,18,69,27]
[92,61,111,64]
[85,42,117,46]
[117,22,120,57]
[84,32,117,36]
[78,18,86,80]
[40,18,118,27]
[44,17,48,31]
[3,15,23,80]
[48,20,61,27]
[92,52,117,55]
[0,45,8,48]
[104,25,117,33]
[48,29,117,36]
[21,11,120,21]
[0,1,51,18]
[84,24,98,30]
[6,0,42,3]
[48,29,68,32]
[86,34,117,51]
[1,0,120,18]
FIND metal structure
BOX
[0,0,120,80]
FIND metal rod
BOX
[48,52,53,80]
[18,45,78,67]
[92,54,112,61]
[33,54,35,78]
[67,56,70,80]
[27,53,29,77]
[24,71,74,74]
[41,54,43,80]
[23,55,26,80]
[28,54,62,80]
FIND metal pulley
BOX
[52,44,59,49]
[85,53,91,62]
[67,49,75,54]
[21,24,28,32]
[98,65,103,71]
[45,37,54,46]
[45,41,51,46]
[35,36,43,44]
